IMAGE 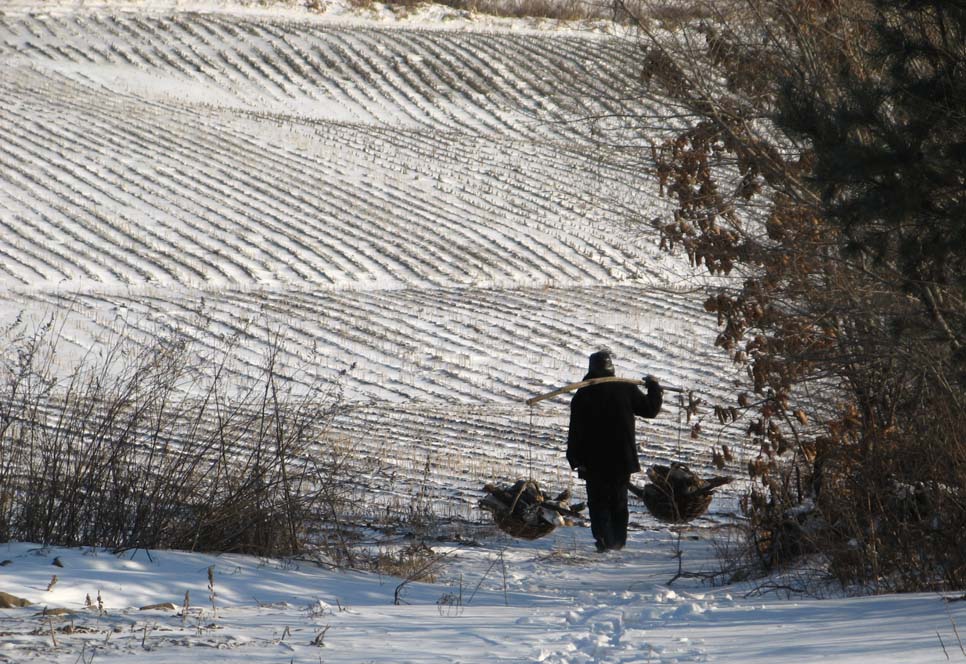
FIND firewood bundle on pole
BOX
[630,463,732,523]
[480,479,585,539]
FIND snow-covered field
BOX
[0,0,738,521]
[1,1,962,661]
[3,535,964,663]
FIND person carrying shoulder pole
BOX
[566,350,663,552]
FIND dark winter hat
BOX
[587,350,615,377]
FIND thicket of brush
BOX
[338,0,709,26]
[610,0,966,591]
[0,316,352,558]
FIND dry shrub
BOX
[458,0,599,21]
[369,542,441,582]
[330,0,714,25]
[0,313,477,570]
[633,1,712,26]
[811,394,966,592]
[0,315,350,557]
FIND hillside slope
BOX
[0,2,742,519]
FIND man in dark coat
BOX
[567,350,662,552]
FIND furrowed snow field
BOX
[0,2,963,662]
[0,0,735,523]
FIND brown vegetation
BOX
[618,0,966,591]
[336,0,713,26]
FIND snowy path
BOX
[1,533,962,663]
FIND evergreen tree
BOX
[779,0,966,336]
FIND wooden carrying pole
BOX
[525,376,685,406]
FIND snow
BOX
[0,0,959,661]
[2,534,963,663]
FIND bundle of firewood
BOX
[480,479,585,539]
[630,463,732,523]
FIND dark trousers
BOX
[584,474,630,551]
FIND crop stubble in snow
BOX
[0,6,745,521]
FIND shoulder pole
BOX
[525,376,685,406]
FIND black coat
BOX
[566,377,662,479]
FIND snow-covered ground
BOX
[1,1,960,661]
[2,534,963,663]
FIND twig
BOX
[207,566,217,619]
[667,530,686,585]
[393,547,460,606]
[310,625,330,647]
[666,529,716,586]
[944,596,966,656]
[467,553,502,605]
[938,631,950,661]
[743,582,818,599]
[500,547,509,607]
[181,590,190,626]
[48,617,58,649]
[73,643,96,664]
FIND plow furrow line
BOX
[349,30,495,135]
[399,32,527,137]
[130,128,545,288]
[256,290,507,398]
[0,112,222,285]
[310,34,401,123]
[0,213,68,285]
[14,281,738,466]
[322,29,439,129]
[55,88,467,287]
[274,34,374,117]
[0,145,161,285]
[5,79,412,285]
[436,33,576,138]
